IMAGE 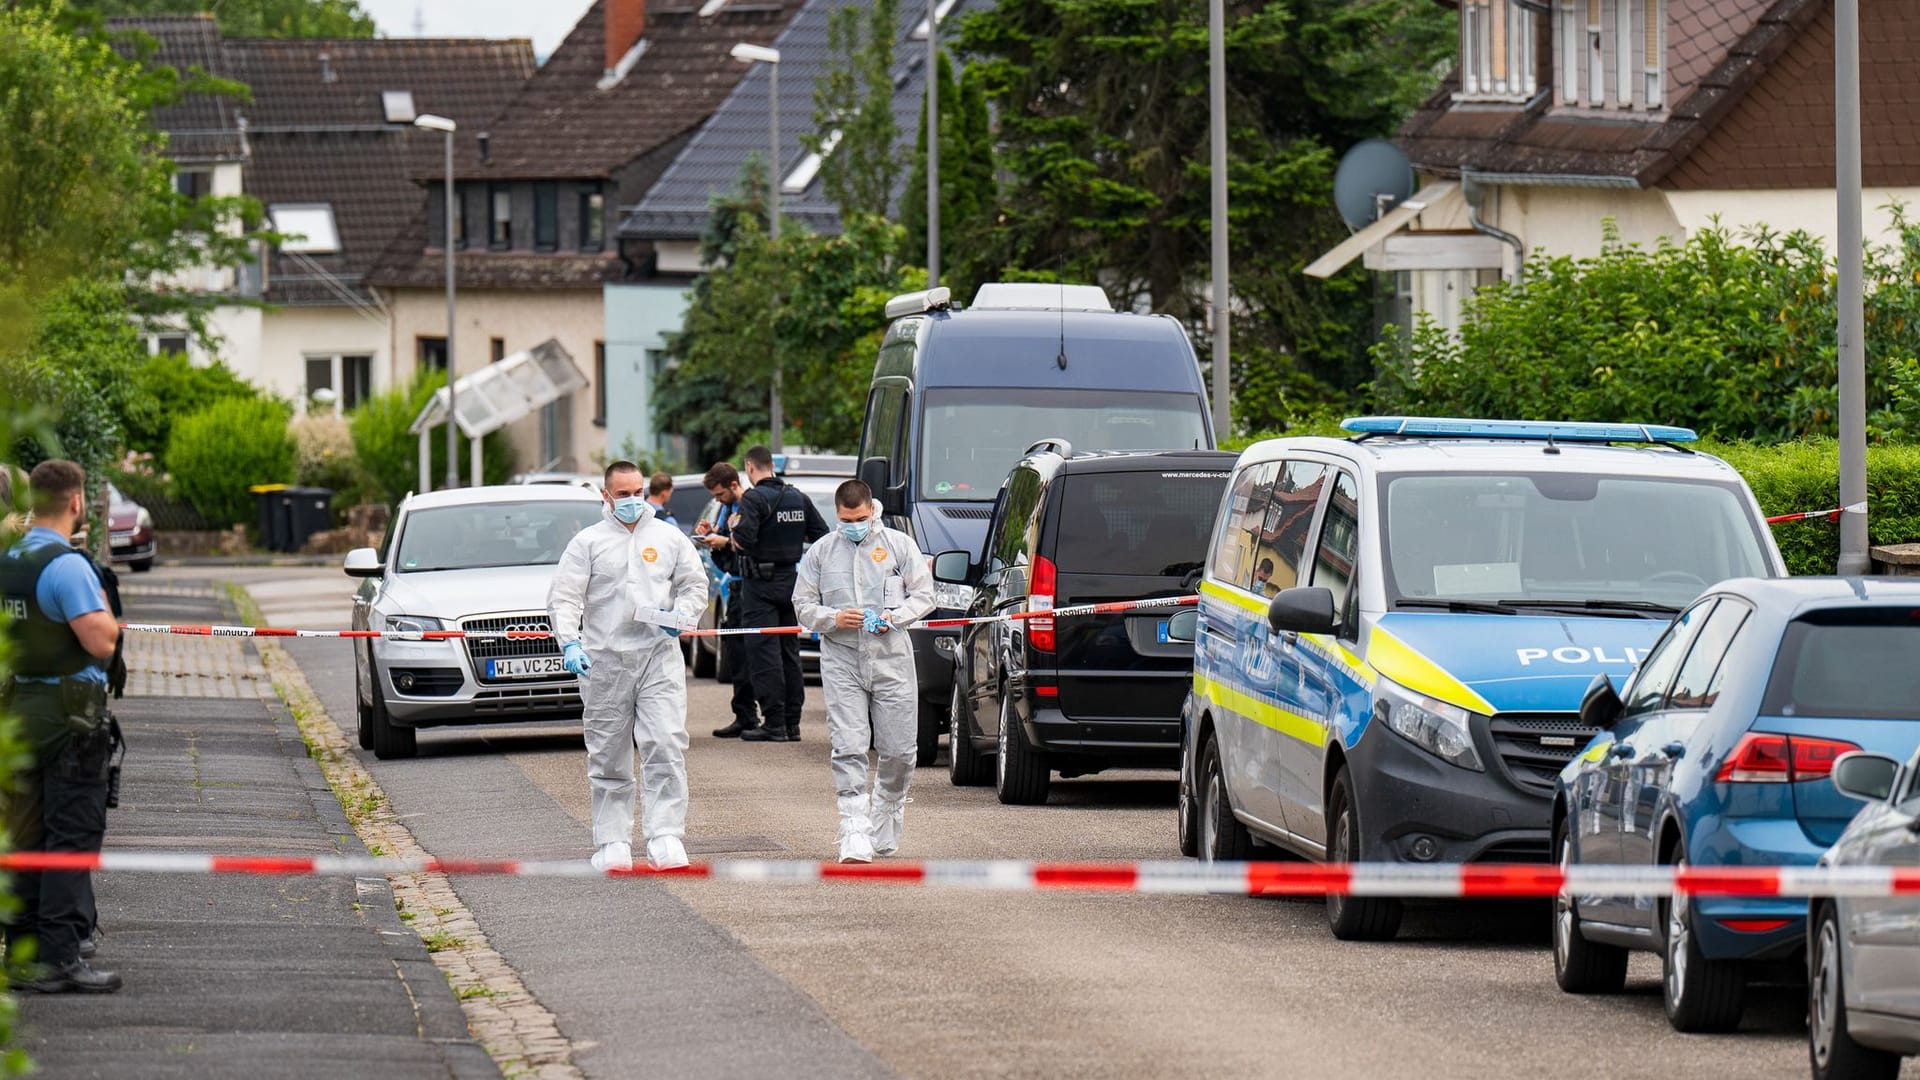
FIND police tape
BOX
[5,852,1917,898]
[116,595,1201,641]
[1767,501,1868,525]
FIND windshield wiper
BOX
[1495,598,1682,619]
[1394,598,1519,615]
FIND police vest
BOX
[742,480,808,566]
[0,542,96,679]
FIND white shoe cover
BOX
[837,830,875,864]
[647,835,690,870]
[870,799,906,856]
[591,841,633,871]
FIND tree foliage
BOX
[65,0,376,38]
[900,50,996,293]
[349,371,517,508]
[123,352,262,462]
[1371,218,1920,443]
[809,0,903,220]
[167,396,297,527]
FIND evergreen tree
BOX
[809,0,903,221]
[901,50,996,295]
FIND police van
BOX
[859,282,1216,766]
[1170,417,1786,941]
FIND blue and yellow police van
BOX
[1170,418,1786,940]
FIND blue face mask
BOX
[611,496,651,525]
[839,519,873,544]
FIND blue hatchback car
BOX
[1553,577,1920,1033]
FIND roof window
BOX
[784,130,840,193]
[271,204,341,254]
[910,0,959,39]
[382,90,417,123]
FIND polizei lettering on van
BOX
[1514,646,1646,666]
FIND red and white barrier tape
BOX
[118,595,1200,642]
[1767,501,1868,525]
[7,852,1916,898]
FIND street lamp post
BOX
[1207,0,1230,438]
[1835,0,1869,574]
[927,0,939,288]
[732,43,785,453]
[414,113,459,490]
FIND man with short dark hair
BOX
[695,464,760,738]
[1,460,123,992]
[729,447,828,742]
[646,472,676,526]
[794,479,934,860]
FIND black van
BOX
[931,447,1235,804]
[856,283,1216,766]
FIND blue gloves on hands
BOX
[862,609,892,635]
[718,574,736,604]
[662,625,682,638]
[563,641,592,676]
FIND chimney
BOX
[604,0,647,75]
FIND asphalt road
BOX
[190,565,1896,1080]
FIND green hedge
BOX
[167,396,296,527]
[1704,439,1920,575]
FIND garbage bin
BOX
[249,484,289,551]
[277,486,334,553]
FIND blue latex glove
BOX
[563,641,592,676]
[862,609,891,635]
[718,573,736,604]
[662,625,682,639]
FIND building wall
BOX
[603,282,692,468]
[1661,187,1920,254]
[384,286,606,475]
[257,306,391,407]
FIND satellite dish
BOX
[1332,139,1415,232]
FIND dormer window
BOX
[1457,0,1538,103]
[1556,0,1664,110]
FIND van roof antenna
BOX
[1055,286,1067,369]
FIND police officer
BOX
[728,446,826,742]
[698,463,763,738]
[1,460,123,993]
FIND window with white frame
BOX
[305,354,373,411]
[1556,0,1663,110]
[1457,0,1538,103]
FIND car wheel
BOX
[994,688,1050,806]
[356,687,375,751]
[948,680,991,787]
[1810,900,1901,1080]
[131,559,153,573]
[366,684,417,760]
[1325,766,1401,941]
[1197,734,1252,861]
[915,698,943,767]
[1660,848,1746,1032]
[1552,817,1628,993]
[1176,736,1202,858]
[692,635,716,679]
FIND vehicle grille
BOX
[939,505,993,520]
[463,614,562,682]
[1488,712,1598,799]
[1472,839,1553,864]
[472,685,583,716]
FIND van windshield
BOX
[1380,473,1770,611]
[919,388,1209,501]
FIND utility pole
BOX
[927,0,940,288]
[414,114,459,490]
[1207,0,1230,438]
[731,44,786,452]
[1836,0,1868,574]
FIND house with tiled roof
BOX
[1308,0,1920,331]
[366,0,805,472]
[111,15,535,413]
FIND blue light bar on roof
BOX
[772,453,789,475]
[1340,416,1698,443]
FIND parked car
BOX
[1553,577,1920,1033]
[934,446,1234,803]
[858,282,1217,769]
[345,484,605,759]
[1173,417,1786,942]
[107,483,155,572]
[513,470,601,490]
[1810,745,1920,1080]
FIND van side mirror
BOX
[1579,673,1623,730]
[931,549,975,585]
[859,457,890,498]
[344,547,383,578]
[1832,752,1900,803]
[1166,609,1199,643]
[1267,587,1337,635]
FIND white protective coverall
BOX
[548,505,708,851]
[793,522,935,854]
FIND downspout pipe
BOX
[1461,173,1525,283]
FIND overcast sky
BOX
[357,0,595,59]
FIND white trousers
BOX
[821,645,917,822]
[580,639,689,847]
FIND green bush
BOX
[125,352,260,461]
[1704,439,1920,575]
[167,396,296,527]
[350,372,516,508]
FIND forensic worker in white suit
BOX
[793,479,935,863]
[549,461,708,871]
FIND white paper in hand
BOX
[633,606,698,632]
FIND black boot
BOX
[711,720,759,739]
[740,726,790,743]
[79,929,102,959]
[21,960,122,994]
[785,725,801,742]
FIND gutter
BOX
[1459,174,1525,283]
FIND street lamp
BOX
[731,42,785,453]
[1207,0,1230,438]
[414,113,459,490]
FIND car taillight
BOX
[1715,733,1862,783]
[1028,554,1056,652]
[1717,918,1793,933]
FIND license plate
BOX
[1155,619,1171,644]
[485,656,567,680]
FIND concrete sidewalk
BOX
[15,582,495,1079]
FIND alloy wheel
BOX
[1201,767,1222,861]
[1554,833,1576,973]
[1811,916,1839,1069]
[1666,862,1691,1010]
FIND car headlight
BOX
[933,582,975,612]
[1376,677,1484,771]
[135,507,153,531]
[384,614,445,633]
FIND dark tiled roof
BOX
[442,0,807,181]
[625,0,991,242]
[223,38,536,305]
[106,15,247,163]
[1396,0,1827,187]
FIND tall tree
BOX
[900,50,996,294]
[956,0,1453,427]
[807,0,902,220]
[64,0,376,38]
